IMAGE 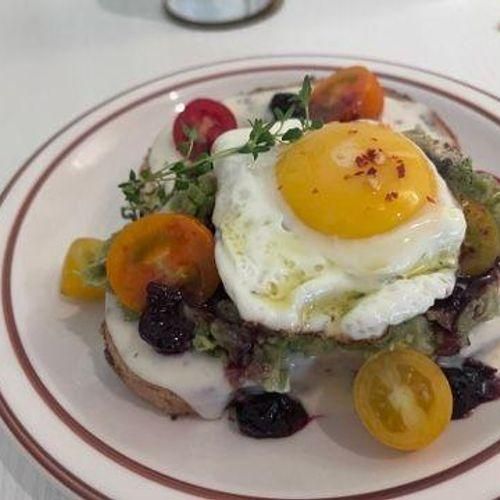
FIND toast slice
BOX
[101,321,196,417]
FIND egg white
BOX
[212,120,466,340]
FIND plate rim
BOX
[1,55,500,500]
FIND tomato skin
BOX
[106,213,219,312]
[310,66,384,123]
[173,98,237,159]
[458,196,500,277]
[60,238,105,301]
[354,348,453,451]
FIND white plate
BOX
[0,55,499,499]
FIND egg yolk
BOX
[276,121,437,239]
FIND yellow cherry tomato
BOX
[60,238,105,301]
[354,348,452,451]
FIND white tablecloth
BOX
[1,1,499,498]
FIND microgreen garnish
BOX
[118,75,323,222]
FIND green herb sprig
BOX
[118,76,322,222]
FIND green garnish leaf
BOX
[281,127,303,143]
[174,179,190,191]
[170,161,186,173]
[273,107,285,121]
[310,119,323,130]
[193,162,213,176]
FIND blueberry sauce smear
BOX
[269,93,306,120]
[441,358,500,419]
[139,282,194,354]
[232,390,309,438]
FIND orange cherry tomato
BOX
[106,213,219,312]
[310,66,384,123]
[354,348,452,451]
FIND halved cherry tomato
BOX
[354,348,452,451]
[310,66,384,123]
[458,196,500,277]
[173,98,237,159]
[60,238,105,301]
[106,213,219,312]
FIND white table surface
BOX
[1,1,499,498]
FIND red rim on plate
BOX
[1,56,499,500]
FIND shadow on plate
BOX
[295,355,401,460]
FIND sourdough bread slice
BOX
[101,321,196,417]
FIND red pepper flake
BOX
[355,148,386,169]
[426,195,436,204]
[385,191,399,201]
[345,169,370,180]
[355,155,368,168]
[366,167,377,176]
[355,149,374,168]
[311,187,319,194]
[396,164,406,178]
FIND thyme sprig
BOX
[119,76,322,221]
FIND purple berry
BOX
[441,358,500,419]
[232,390,309,438]
[138,282,193,354]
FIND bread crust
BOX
[101,321,196,417]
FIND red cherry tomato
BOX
[173,98,237,159]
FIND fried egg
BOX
[212,120,466,340]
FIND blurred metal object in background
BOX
[164,0,276,26]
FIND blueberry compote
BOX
[441,359,500,419]
[232,389,309,438]
[138,282,194,354]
